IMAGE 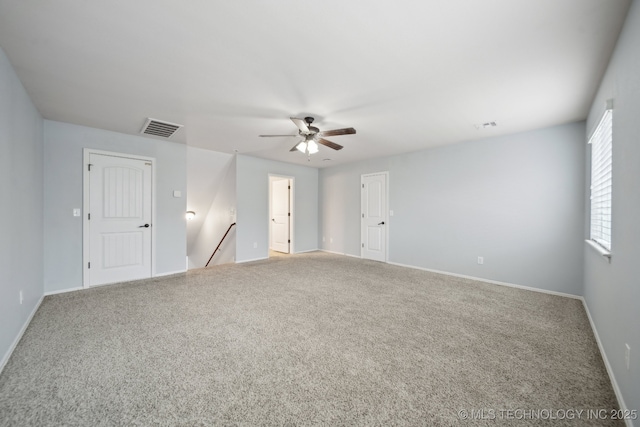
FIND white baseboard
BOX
[320,249,361,259]
[581,299,633,427]
[0,295,44,375]
[235,256,268,264]
[294,248,320,254]
[154,269,187,278]
[45,270,187,295]
[387,261,581,300]
[44,287,83,296]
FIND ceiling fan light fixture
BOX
[307,140,319,154]
[296,141,307,153]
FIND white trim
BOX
[154,269,187,277]
[294,248,320,254]
[0,296,44,375]
[360,171,390,262]
[44,287,83,296]
[268,174,295,256]
[320,249,361,259]
[585,239,612,260]
[235,256,269,264]
[387,261,581,300]
[83,149,156,288]
[581,298,632,427]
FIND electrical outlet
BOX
[253,242,257,249]
[625,344,631,370]
[19,290,23,305]
[477,256,484,265]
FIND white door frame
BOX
[268,174,294,255]
[361,171,389,262]
[83,148,157,288]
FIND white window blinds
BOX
[589,108,613,251]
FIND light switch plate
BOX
[173,190,182,198]
[73,208,81,217]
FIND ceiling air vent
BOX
[475,121,498,130]
[141,118,183,138]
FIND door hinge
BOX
[88,164,92,171]
[88,262,90,269]
[362,243,364,248]
[288,212,291,216]
[362,213,364,218]
[288,185,291,189]
[288,240,291,243]
[88,213,91,220]
[362,184,364,189]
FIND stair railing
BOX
[205,222,236,267]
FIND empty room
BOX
[1,1,638,425]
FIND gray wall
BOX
[320,122,586,295]
[236,155,318,262]
[43,120,187,293]
[188,156,237,268]
[584,0,640,414]
[0,48,44,368]
[186,146,234,256]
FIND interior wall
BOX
[188,156,237,269]
[584,0,640,414]
[236,155,318,262]
[320,122,586,295]
[0,47,44,369]
[43,120,187,293]
[186,146,234,256]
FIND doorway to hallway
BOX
[269,175,294,257]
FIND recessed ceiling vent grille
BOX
[475,121,498,130]
[141,118,183,138]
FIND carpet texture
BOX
[0,252,621,426]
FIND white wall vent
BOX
[141,118,183,138]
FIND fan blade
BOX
[259,134,298,137]
[318,138,343,151]
[290,141,304,152]
[290,117,309,133]
[319,127,356,137]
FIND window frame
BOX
[587,103,613,258]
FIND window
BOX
[589,106,613,252]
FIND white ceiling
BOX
[0,0,631,167]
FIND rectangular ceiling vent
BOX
[141,118,183,138]
[475,121,498,130]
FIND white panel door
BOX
[361,173,387,262]
[89,154,152,286]
[271,179,290,253]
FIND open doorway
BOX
[268,175,293,257]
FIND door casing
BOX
[83,148,156,288]
[361,171,389,262]
[268,174,294,255]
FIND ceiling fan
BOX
[259,117,356,156]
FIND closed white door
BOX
[271,179,290,253]
[361,173,387,262]
[88,153,152,286]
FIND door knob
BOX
[378,221,385,225]
[139,224,150,228]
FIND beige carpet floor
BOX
[0,252,621,426]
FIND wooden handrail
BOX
[205,223,236,267]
